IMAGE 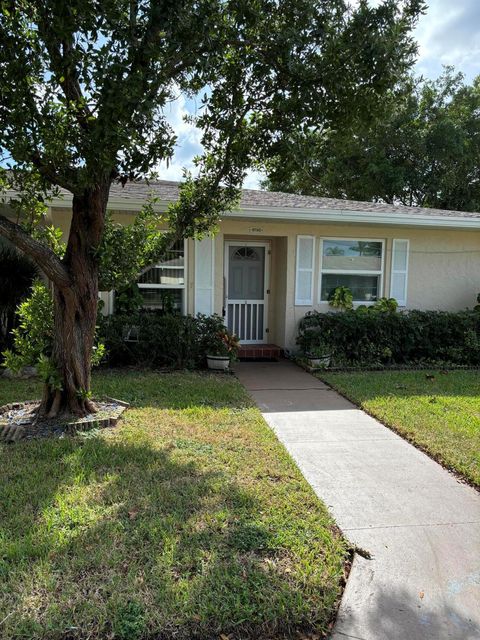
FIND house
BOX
[6,180,480,351]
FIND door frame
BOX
[224,240,270,344]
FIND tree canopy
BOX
[264,67,480,211]
[0,0,423,414]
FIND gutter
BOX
[4,190,480,231]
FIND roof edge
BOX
[4,190,480,230]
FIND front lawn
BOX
[321,370,480,488]
[0,371,347,640]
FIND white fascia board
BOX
[5,190,480,230]
[225,206,480,230]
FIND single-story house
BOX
[5,180,480,351]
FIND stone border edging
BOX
[0,398,130,443]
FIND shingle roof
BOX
[106,179,480,220]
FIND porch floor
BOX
[238,344,281,361]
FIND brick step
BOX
[238,344,281,361]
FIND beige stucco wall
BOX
[214,218,480,349]
[48,206,480,349]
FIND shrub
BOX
[297,308,480,367]
[2,281,54,372]
[3,281,105,374]
[99,312,237,369]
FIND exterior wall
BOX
[215,219,480,350]
[47,205,480,350]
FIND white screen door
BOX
[225,242,268,343]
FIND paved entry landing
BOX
[234,360,480,640]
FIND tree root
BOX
[46,390,62,419]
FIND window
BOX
[319,238,384,303]
[137,240,186,312]
[233,247,260,261]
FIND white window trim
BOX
[318,237,385,304]
[390,239,409,307]
[137,239,188,313]
[295,235,315,306]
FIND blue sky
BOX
[157,1,480,188]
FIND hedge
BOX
[99,312,228,369]
[297,309,480,367]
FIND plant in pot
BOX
[306,341,332,369]
[206,329,240,370]
[329,286,353,311]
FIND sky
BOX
[156,0,480,189]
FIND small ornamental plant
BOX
[329,286,354,311]
[208,330,240,362]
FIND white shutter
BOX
[390,239,409,306]
[194,237,215,315]
[295,235,315,305]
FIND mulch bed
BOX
[0,398,129,443]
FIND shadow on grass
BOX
[0,432,327,640]
[0,369,249,412]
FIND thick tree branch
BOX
[0,214,70,288]
[30,152,78,193]
[36,8,93,132]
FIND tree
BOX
[264,67,480,211]
[0,0,423,416]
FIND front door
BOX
[225,242,268,344]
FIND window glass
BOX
[137,240,186,313]
[155,241,185,267]
[138,268,184,285]
[139,288,183,311]
[322,240,382,272]
[320,274,380,302]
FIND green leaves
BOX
[1,0,424,197]
[266,66,480,212]
[98,197,168,291]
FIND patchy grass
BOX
[0,370,347,639]
[321,370,480,488]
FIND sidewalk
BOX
[234,360,480,640]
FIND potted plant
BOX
[206,329,240,370]
[329,286,353,311]
[306,342,332,368]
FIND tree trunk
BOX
[40,182,109,418]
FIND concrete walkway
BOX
[234,360,480,640]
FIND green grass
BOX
[321,370,480,488]
[0,370,347,640]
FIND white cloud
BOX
[156,92,266,189]
[156,93,203,181]
[414,0,480,80]
[243,170,264,190]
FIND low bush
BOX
[297,308,480,367]
[99,312,236,369]
[3,281,105,375]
